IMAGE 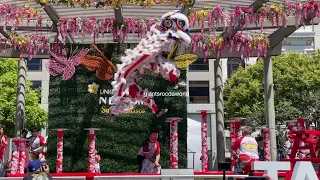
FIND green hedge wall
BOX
[47,44,187,172]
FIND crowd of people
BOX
[0,126,52,179]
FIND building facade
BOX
[26,59,50,137]
[186,59,217,170]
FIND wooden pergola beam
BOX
[267,15,318,52]
[2,41,282,59]
[190,17,320,33]
[43,4,75,44]
[2,16,318,34]
[0,28,10,39]
[114,6,124,42]
[191,42,282,59]
[219,0,268,40]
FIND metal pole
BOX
[214,59,225,162]
[263,56,277,161]
[15,59,27,137]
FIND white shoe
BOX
[156,109,168,118]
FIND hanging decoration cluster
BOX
[188,0,320,34]
[9,34,50,60]
[0,0,319,66]
[188,0,320,59]
[57,17,158,43]
[0,4,42,30]
[30,0,194,8]
[191,33,269,60]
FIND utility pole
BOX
[214,58,225,162]
[15,59,27,137]
[263,56,277,161]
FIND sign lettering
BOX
[252,161,317,180]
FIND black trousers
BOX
[137,155,145,172]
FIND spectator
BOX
[285,137,292,158]
[256,130,264,161]
[0,125,8,172]
[231,126,259,175]
[95,149,101,173]
[137,129,161,174]
[29,152,39,161]
[29,129,46,161]
[23,159,52,180]
[22,129,28,139]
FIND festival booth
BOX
[1,0,320,179]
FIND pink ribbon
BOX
[88,133,96,173]
[10,139,20,174]
[56,129,64,173]
[263,128,271,161]
[200,110,208,172]
[169,119,179,169]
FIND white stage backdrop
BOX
[187,114,211,171]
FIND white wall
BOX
[187,114,211,170]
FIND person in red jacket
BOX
[0,125,8,171]
[231,126,259,175]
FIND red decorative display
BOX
[263,128,271,161]
[18,140,26,174]
[56,129,64,173]
[169,118,179,169]
[230,119,241,170]
[10,139,20,174]
[287,118,317,159]
[88,133,96,173]
[283,118,320,179]
[200,110,208,172]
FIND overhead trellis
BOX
[0,0,320,60]
[30,0,194,8]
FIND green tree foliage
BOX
[47,44,187,172]
[224,52,320,126]
[0,58,47,136]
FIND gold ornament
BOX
[174,54,198,69]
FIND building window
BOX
[188,59,209,71]
[189,81,209,104]
[27,59,42,71]
[227,58,242,78]
[31,81,42,90]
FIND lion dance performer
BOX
[231,126,259,175]
[110,11,191,118]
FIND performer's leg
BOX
[155,57,180,83]
[128,83,167,117]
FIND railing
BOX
[94,174,249,179]
[0,177,86,180]
[0,174,249,180]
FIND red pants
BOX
[238,154,259,174]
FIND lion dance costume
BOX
[110,11,191,117]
